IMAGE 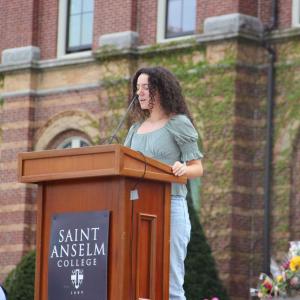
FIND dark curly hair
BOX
[130,66,193,122]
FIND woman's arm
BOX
[172,159,203,179]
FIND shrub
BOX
[184,182,229,300]
[4,250,35,300]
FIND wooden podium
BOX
[18,145,186,300]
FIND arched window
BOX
[57,136,90,149]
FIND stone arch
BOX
[34,110,100,151]
[46,129,92,149]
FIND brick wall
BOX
[36,0,58,60]
[278,0,292,28]
[0,0,296,61]
[138,0,158,45]
[0,0,37,56]
[199,0,240,20]
[258,0,273,26]
[94,0,137,47]
[257,0,292,29]
[0,95,36,280]
[238,0,258,17]
[230,62,268,297]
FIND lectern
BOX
[18,145,186,300]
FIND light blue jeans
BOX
[169,195,191,300]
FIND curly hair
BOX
[130,66,193,122]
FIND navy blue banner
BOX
[48,211,109,300]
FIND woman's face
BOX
[136,73,154,110]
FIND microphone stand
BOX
[108,95,138,144]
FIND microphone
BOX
[108,94,138,144]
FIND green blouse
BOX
[124,114,203,197]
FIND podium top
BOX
[18,144,187,184]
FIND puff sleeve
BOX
[166,114,203,162]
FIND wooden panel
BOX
[129,179,171,300]
[35,177,132,300]
[22,152,115,176]
[135,214,157,300]
[20,149,117,182]
[18,144,187,184]
[34,186,44,300]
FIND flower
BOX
[276,275,283,283]
[290,256,300,272]
[263,280,273,290]
[282,260,290,270]
[255,241,300,299]
[290,276,300,287]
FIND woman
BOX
[124,66,203,300]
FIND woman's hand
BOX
[172,160,203,178]
[172,161,188,177]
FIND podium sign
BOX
[48,211,109,300]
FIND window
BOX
[58,137,90,149]
[157,0,197,41]
[57,0,94,57]
[165,0,197,38]
[292,0,300,27]
[67,0,94,53]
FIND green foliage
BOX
[184,183,229,300]
[3,250,35,300]
[0,73,4,89]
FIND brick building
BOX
[1,0,300,299]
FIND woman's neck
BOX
[147,107,168,123]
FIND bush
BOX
[3,250,35,300]
[184,182,229,300]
